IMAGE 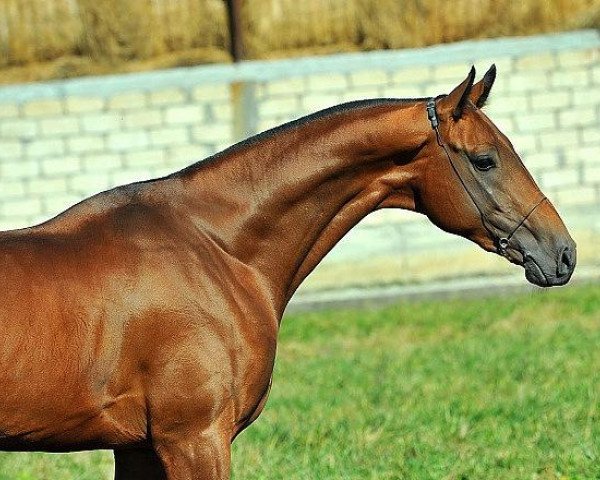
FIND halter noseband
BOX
[426,98,546,256]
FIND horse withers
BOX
[0,66,575,479]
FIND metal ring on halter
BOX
[426,98,547,257]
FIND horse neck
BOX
[181,100,429,316]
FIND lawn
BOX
[1,283,599,479]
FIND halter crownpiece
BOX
[425,98,546,257]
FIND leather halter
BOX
[426,98,547,256]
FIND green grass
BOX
[1,283,599,479]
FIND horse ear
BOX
[438,66,476,120]
[470,64,497,108]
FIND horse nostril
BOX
[557,247,574,277]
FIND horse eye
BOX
[470,154,496,171]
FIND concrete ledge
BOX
[286,266,600,313]
[1,30,598,103]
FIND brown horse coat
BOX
[0,67,575,479]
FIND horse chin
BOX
[523,258,548,287]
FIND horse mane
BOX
[171,97,428,177]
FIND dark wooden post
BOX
[225,0,244,62]
[225,0,257,141]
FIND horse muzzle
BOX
[522,242,576,287]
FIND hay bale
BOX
[242,0,360,58]
[0,0,82,67]
[153,0,228,53]
[357,0,598,50]
[78,0,228,63]
[78,0,164,62]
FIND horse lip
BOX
[523,254,548,287]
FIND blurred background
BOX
[0,1,599,478]
[0,0,599,303]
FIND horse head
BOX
[414,66,576,287]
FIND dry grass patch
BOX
[1,0,599,84]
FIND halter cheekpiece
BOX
[425,98,546,257]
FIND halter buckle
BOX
[426,98,439,129]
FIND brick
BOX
[508,73,549,93]
[0,119,38,138]
[557,49,599,68]
[529,90,571,110]
[490,115,515,134]
[108,92,147,110]
[44,195,82,215]
[40,117,80,136]
[164,105,204,126]
[508,133,537,154]
[571,88,600,106]
[340,88,381,102]
[41,156,80,176]
[592,65,600,83]
[0,159,39,178]
[259,97,300,117]
[564,146,600,166]
[0,104,20,118]
[0,140,23,160]
[68,135,105,154]
[485,56,515,73]
[27,177,68,195]
[350,70,389,87]
[107,131,150,152]
[306,73,348,92]
[554,185,596,206]
[541,168,579,189]
[0,198,42,217]
[26,138,65,158]
[486,94,527,116]
[151,165,179,178]
[538,130,579,149]
[81,153,122,172]
[433,63,470,81]
[124,149,167,168]
[149,127,189,147]
[168,145,210,165]
[192,84,230,102]
[149,88,186,106]
[486,75,510,95]
[68,173,111,194]
[582,127,600,144]
[552,69,590,88]
[65,96,104,113]
[585,165,600,182]
[111,169,153,186]
[381,85,423,99]
[256,118,280,133]
[514,53,556,71]
[522,152,558,170]
[81,112,123,133]
[23,99,63,117]
[391,66,431,85]
[0,180,26,198]
[559,108,597,128]
[124,110,163,129]
[208,102,232,122]
[301,93,340,113]
[267,77,305,95]
[192,124,231,144]
[515,112,556,133]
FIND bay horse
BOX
[0,66,575,479]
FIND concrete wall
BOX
[0,30,599,290]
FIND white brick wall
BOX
[0,30,597,270]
